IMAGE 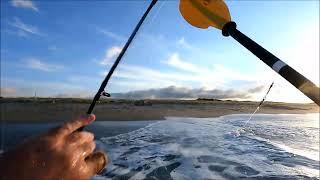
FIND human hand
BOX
[0,114,107,180]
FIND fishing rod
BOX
[244,82,274,127]
[222,22,320,106]
[80,0,158,130]
[179,0,320,106]
[231,81,274,137]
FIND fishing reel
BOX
[100,91,110,97]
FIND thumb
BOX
[85,151,108,175]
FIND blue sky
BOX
[1,0,319,103]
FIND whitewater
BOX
[93,113,319,179]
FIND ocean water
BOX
[1,114,319,179]
[95,114,319,179]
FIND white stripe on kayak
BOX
[272,60,287,73]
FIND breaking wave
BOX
[94,114,319,179]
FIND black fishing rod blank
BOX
[179,0,320,106]
[222,22,320,106]
[78,0,158,131]
[86,0,158,115]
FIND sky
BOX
[0,0,319,103]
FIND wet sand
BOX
[0,98,318,123]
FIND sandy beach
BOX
[0,98,318,123]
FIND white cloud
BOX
[24,58,63,72]
[11,0,38,11]
[99,46,123,65]
[162,52,255,89]
[101,58,256,94]
[97,28,125,41]
[112,85,264,100]
[107,46,122,59]
[177,37,193,49]
[99,24,318,103]
[101,63,196,93]
[8,17,44,36]
[164,53,202,74]
[104,63,199,83]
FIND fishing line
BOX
[127,0,166,65]
[148,0,166,26]
[230,81,274,137]
[242,81,274,129]
[242,71,277,129]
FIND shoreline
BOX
[1,98,318,123]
